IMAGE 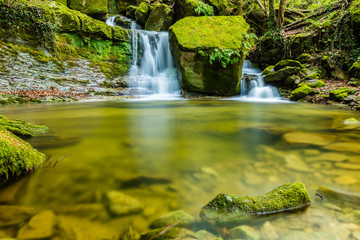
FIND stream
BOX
[1,100,360,239]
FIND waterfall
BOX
[105,16,180,99]
[105,15,117,27]
[239,60,280,101]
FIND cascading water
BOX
[106,16,180,99]
[239,60,281,101]
[105,15,117,27]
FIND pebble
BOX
[260,221,278,240]
[323,142,360,153]
[229,225,259,240]
[285,154,313,172]
[104,191,142,216]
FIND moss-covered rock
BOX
[308,80,325,88]
[169,16,253,96]
[274,60,303,71]
[68,0,108,19]
[200,182,311,228]
[264,67,300,83]
[349,60,360,79]
[204,0,228,13]
[0,115,48,137]
[149,210,196,229]
[329,87,350,102]
[135,2,150,26]
[261,65,274,76]
[0,126,46,186]
[174,0,199,20]
[145,3,174,31]
[290,85,315,101]
[296,53,311,64]
[55,0,67,6]
[350,0,360,34]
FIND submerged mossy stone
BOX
[329,87,349,102]
[68,0,108,19]
[274,60,303,71]
[0,126,46,186]
[289,85,314,101]
[264,67,300,83]
[0,115,47,137]
[169,16,251,96]
[200,182,311,228]
[145,4,174,31]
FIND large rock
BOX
[145,3,174,31]
[289,85,315,101]
[169,16,252,96]
[68,0,108,19]
[0,126,46,187]
[349,60,360,79]
[351,0,360,35]
[200,182,311,228]
[264,66,300,83]
[135,2,150,26]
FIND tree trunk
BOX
[278,0,286,27]
[268,0,276,29]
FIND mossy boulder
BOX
[145,3,174,31]
[296,53,311,64]
[308,80,325,88]
[350,0,360,34]
[274,60,303,71]
[290,85,315,101]
[200,182,311,228]
[204,0,228,13]
[0,126,46,186]
[289,33,314,55]
[174,0,199,20]
[264,66,300,83]
[55,0,67,5]
[261,65,274,76]
[169,16,253,96]
[329,87,350,102]
[349,60,360,79]
[68,0,108,20]
[135,2,150,26]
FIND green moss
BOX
[308,80,325,88]
[303,72,320,80]
[296,53,311,64]
[0,115,48,137]
[169,16,251,51]
[145,3,174,31]
[0,126,46,186]
[274,60,303,71]
[261,65,274,75]
[329,87,349,101]
[290,85,315,101]
[68,0,108,16]
[200,182,311,227]
[349,60,360,78]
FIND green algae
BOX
[200,182,311,227]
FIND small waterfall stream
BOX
[106,16,180,99]
[239,60,281,101]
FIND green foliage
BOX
[0,0,56,50]
[194,1,214,16]
[197,32,256,68]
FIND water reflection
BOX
[0,100,360,239]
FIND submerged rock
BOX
[149,210,196,229]
[200,182,311,227]
[17,210,57,240]
[104,191,142,216]
[316,186,360,208]
[229,225,259,240]
[0,206,37,227]
[283,131,336,146]
[140,227,197,240]
[169,16,253,96]
[280,230,341,240]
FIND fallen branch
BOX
[255,0,268,16]
[283,2,343,31]
[149,217,185,240]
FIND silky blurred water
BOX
[1,100,360,239]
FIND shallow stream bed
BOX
[1,100,360,239]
